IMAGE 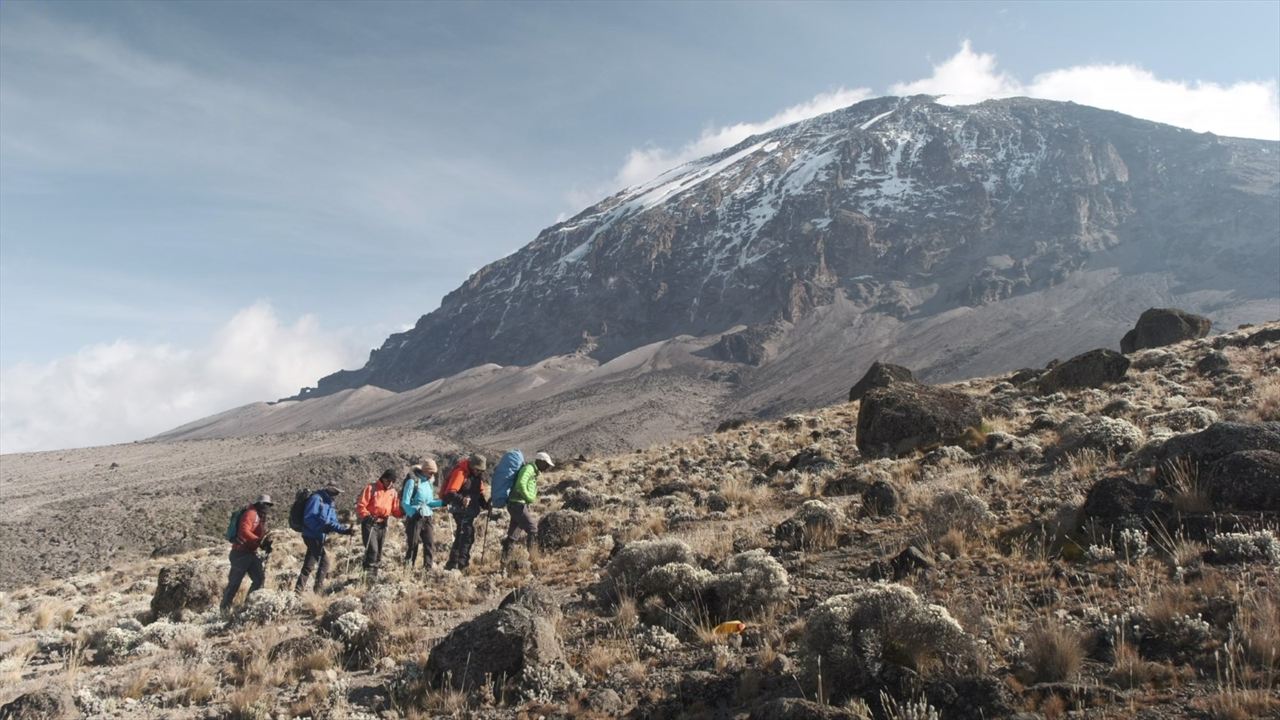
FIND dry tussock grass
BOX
[1246,374,1280,422]
[1021,622,1084,683]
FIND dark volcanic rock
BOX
[708,325,774,366]
[1156,422,1280,474]
[1078,475,1161,533]
[862,480,901,516]
[748,699,864,720]
[1246,327,1280,346]
[1120,308,1211,353]
[1195,350,1231,375]
[1203,449,1280,512]
[1037,349,1130,393]
[0,691,71,720]
[856,383,982,457]
[150,560,221,621]
[848,361,916,402]
[537,510,588,550]
[425,600,565,691]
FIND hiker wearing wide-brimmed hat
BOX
[221,494,274,611]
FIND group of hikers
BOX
[220,450,554,612]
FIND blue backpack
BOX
[489,450,524,509]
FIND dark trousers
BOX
[294,536,328,593]
[446,507,480,569]
[362,520,388,569]
[221,549,265,610]
[503,503,537,557]
[404,514,435,569]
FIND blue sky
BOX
[2,0,1278,452]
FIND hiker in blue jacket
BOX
[402,460,444,571]
[294,486,354,594]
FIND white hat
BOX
[534,451,554,468]
[255,494,274,506]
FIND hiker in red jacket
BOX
[356,469,404,573]
[221,494,274,612]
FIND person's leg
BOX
[446,513,465,569]
[456,513,476,569]
[502,505,521,560]
[295,538,319,593]
[375,523,387,565]
[421,516,434,570]
[362,520,380,569]
[404,515,421,566]
[221,551,248,610]
[246,553,266,595]
[522,507,539,554]
[313,537,329,592]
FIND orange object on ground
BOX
[714,621,747,635]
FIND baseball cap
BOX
[534,451,554,468]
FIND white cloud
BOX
[611,87,873,190]
[893,41,1280,140]
[0,303,366,453]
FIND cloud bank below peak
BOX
[601,41,1279,194]
[0,303,368,454]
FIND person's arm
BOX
[322,499,347,533]
[356,485,372,520]
[392,489,405,518]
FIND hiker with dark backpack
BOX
[442,454,489,571]
[293,486,353,594]
[220,494,274,612]
[402,460,445,571]
[356,469,404,574]
[501,452,553,562]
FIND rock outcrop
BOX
[1120,308,1211,353]
[848,362,915,402]
[149,560,221,621]
[856,383,982,457]
[1037,349,1130,393]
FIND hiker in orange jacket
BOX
[221,494,274,611]
[356,469,404,572]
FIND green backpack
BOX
[225,507,246,542]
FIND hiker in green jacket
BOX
[501,451,553,561]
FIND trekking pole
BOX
[478,513,489,565]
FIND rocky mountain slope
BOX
[161,95,1279,452]
[308,95,1278,395]
[2,320,1277,719]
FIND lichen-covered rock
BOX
[538,509,589,550]
[559,487,598,512]
[1078,475,1162,534]
[233,589,297,625]
[1038,349,1130,393]
[635,625,682,657]
[1145,407,1219,433]
[712,550,790,617]
[1196,350,1231,375]
[607,538,696,590]
[925,490,994,539]
[801,583,978,702]
[149,559,221,620]
[1059,415,1145,457]
[637,563,713,604]
[1120,308,1211,353]
[775,499,845,549]
[848,361,916,402]
[92,626,141,665]
[499,585,561,619]
[1156,422,1280,474]
[856,383,982,457]
[319,597,361,633]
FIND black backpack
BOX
[288,488,313,532]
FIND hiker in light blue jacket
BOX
[402,460,444,571]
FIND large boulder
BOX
[856,383,982,457]
[150,559,222,620]
[1203,450,1280,512]
[1037,349,1130,393]
[425,596,567,692]
[1156,422,1280,474]
[537,510,588,550]
[848,361,915,402]
[1078,475,1162,533]
[1120,308,1211,353]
